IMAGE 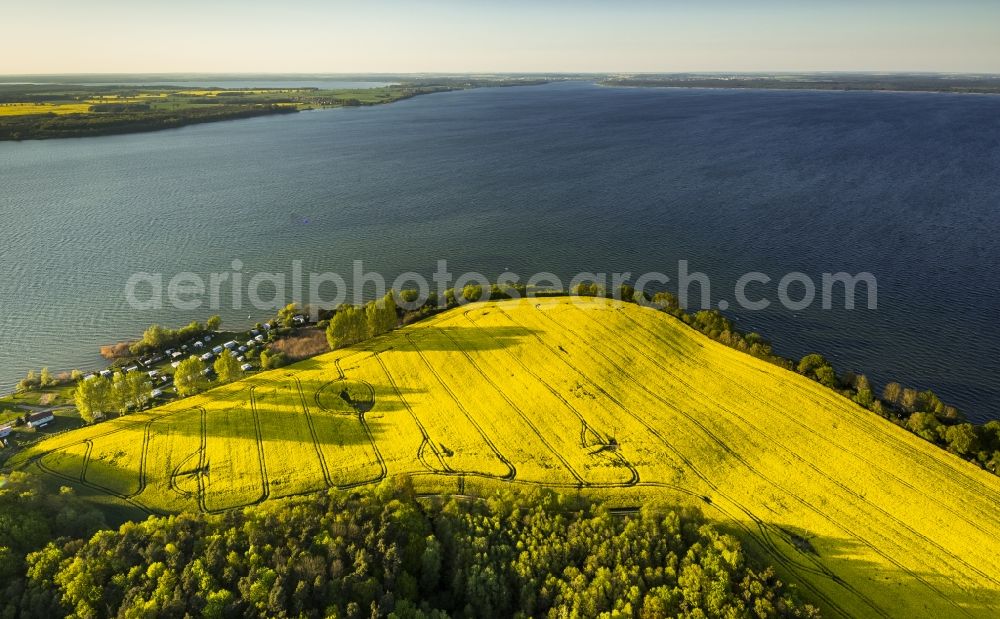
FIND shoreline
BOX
[0,80,548,142]
[597,80,1000,97]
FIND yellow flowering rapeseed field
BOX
[0,103,93,116]
[12,298,1000,618]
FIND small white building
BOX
[26,411,54,429]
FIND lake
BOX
[1,82,998,422]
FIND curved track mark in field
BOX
[614,306,1000,604]
[569,304,955,615]
[462,309,638,487]
[371,352,450,474]
[524,303,883,619]
[618,308,1000,596]
[294,378,334,488]
[25,408,194,514]
[169,448,201,500]
[195,407,210,513]
[568,303,971,617]
[83,412,164,500]
[245,387,272,506]
[129,413,160,498]
[332,356,389,489]
[35,440,155,516]
[404,332,517,480]
[436,326,588,488]
[625,304,1000,515]
[313,349,378,414]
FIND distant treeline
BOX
[601,75,1000,94]
[1,476,819,618]
[0,79,552,141]
[0,104,297,141]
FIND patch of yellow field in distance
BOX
[0,103,93,116]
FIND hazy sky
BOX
[3,0,999,74]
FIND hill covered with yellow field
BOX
[12,298,1000,618]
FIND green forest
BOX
[0,474,818,618]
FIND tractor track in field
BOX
[241,387,272,507]
[169,448,200,500]
[35,437,156,516]
[461,310,638,487]
[564,302,975,617]
[371,352,450,474]
[29,409,195,516]
[617,307,1000,585]
[522,302,885,619]
[625,304,1000,520]
[613,304,1000,602]
[331,355,389,489]
[295,378,334,488]
[403,332,517,480]
[505,305,871,616]
[437,327,589,488]
[569,302,970,616]
[130,412,162,499]
[194,407,209,513]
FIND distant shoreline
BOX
[598,76,1000,96]
[0,79,549,142]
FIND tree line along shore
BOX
[0,78,549,141]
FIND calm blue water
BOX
[1,82,998,421]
